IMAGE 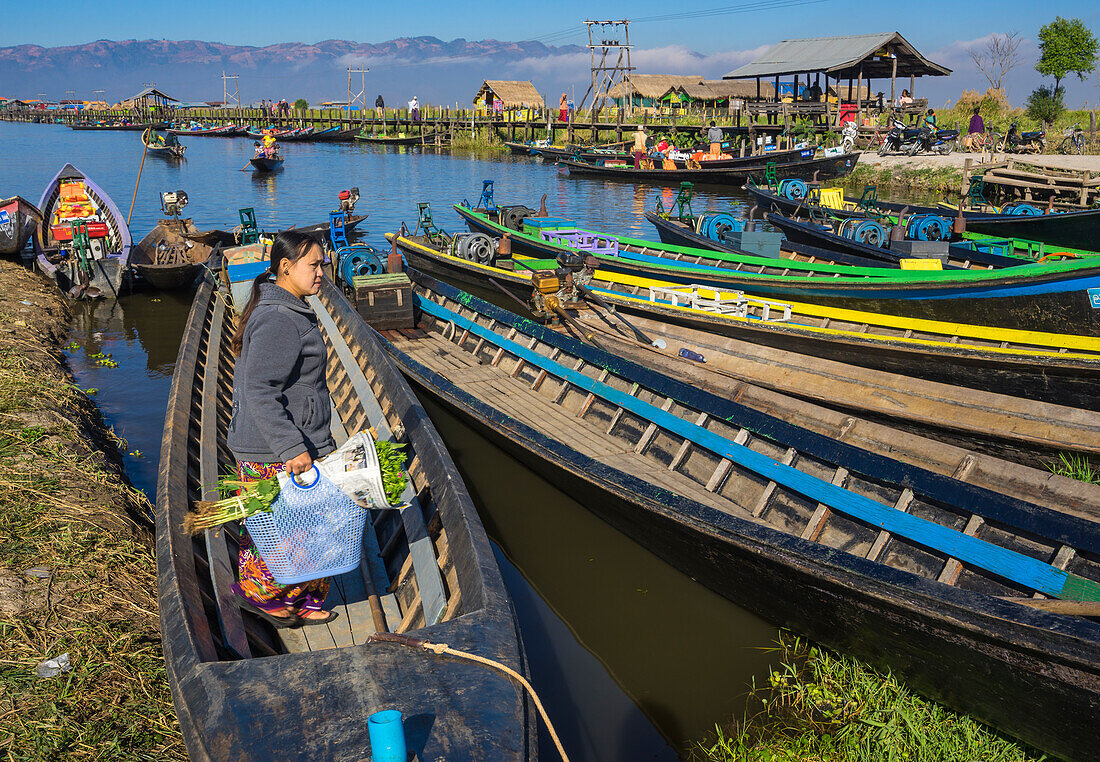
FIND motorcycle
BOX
[907,125,960,155]
[840,120,859,153]
[998,120,1045,154]
[878,117,923,156]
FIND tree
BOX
[1025,85,1064,125]
[1035,17,1098,97]
[294,98,308,111]
[970,32,1023,91]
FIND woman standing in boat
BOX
[227,230,337,627]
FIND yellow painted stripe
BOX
[391,235,1100,358]
[598,269,1100,353]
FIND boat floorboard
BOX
[392,334,749,518]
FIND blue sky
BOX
[4,1,1100,106]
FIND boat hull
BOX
[560,152,861,185]
[394,236,1100,408]
[159,277,536,760]
[0,196,42,255]
[249,157,284,171]
[379,283,1100,762]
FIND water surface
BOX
[2,120,778,760]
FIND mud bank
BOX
[0,262,184,760]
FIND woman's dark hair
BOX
[231,230,321,356]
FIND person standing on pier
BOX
[559,93,568,123]
[706,121,723,157]
[375,94,384,118]
[633,125,648,168]
[227,231,337,627]
[409,95,420,123]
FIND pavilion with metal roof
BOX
[723,32,951,124]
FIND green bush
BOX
[1025,86,1065,126]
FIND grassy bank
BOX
[0,263,184,760]
[691,634,1041,762]
[835,163,964,199]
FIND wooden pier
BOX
[962,157,1100,209]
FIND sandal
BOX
[235,597,301,629]
[297,609,340,627]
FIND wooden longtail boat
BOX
[504,141,536,155]
[376,270,1100,762]
[0,195,42,256]
[70,121,167,131]
[764,212,1027,270]
[130,218,214,290]
[183,213,368,249]
[310,126,362,142]
[647,210,1022,270]
[454,204,1100,335]
[157,273,536,760]
[168,124,239,136]
[141,129,186,158]
[355,132,444,146]
[559,152,860,185]
[388,232,1100,409]
[33,164,131,298]
[744,181,1100,255]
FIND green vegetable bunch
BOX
[376,440,408,504]
[183,474,280,534]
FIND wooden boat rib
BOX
[559,152,861,185]
[33,163,131,298]
[454,205,1100,336]
[157,273,535,759]
[375,270,1100,762]
[130,218,214,290]
[388,232,1100,409]
[0,195,43,256]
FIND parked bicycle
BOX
[1057,123,1085,155]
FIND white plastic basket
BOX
[245,465,366,585]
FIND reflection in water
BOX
[3,120,782,761]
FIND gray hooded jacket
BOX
[228,281,335,464]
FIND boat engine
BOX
[450,233,497,264]
[336,244,384,285]
[499,205,537,231]
[529,255,596,315]
[906,214,951,242]
[337,188,360,214]
[160,190,189,218]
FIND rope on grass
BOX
[368,632,570,761]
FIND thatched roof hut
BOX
[473,80,545,109]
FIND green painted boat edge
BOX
[456,206,1100,285]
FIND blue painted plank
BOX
[416,295,1092,601]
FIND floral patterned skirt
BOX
[229,460,330,612]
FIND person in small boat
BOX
[227,231,336,627]
[253,141,265,158]
[262,130,278,157]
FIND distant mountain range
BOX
[0,37,592,106]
